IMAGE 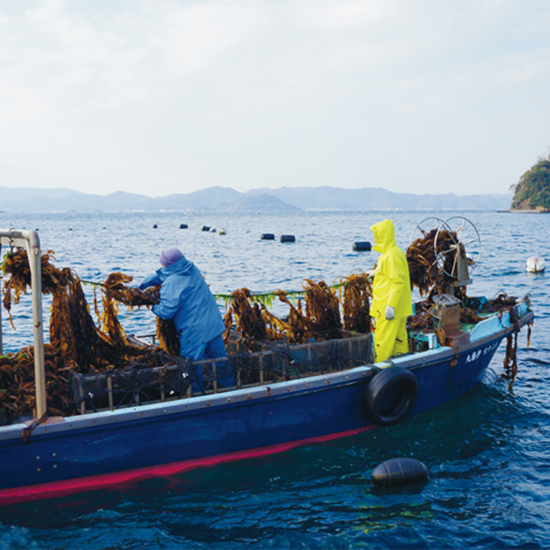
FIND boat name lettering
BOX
[465,342,499,363]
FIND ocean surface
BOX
[0,210,548,550]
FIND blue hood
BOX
[157,256,194,281]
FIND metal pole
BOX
[0,230,46,419]
[25,231,46,419]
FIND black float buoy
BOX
[261,233,275,240]
[353,241,371,251]
[280,235,296,243]
[201,225,211,232]
[152,224,158,229]
[180,224,188,229]
[371,458,428,488]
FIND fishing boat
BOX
[0,221,534,504]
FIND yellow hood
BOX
[371,219,395,254]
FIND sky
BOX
[1,0,550,198]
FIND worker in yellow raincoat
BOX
[369,219,413,363]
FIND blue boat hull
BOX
[0,308,533,503]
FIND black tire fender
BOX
[364,366,418,426]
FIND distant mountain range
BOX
[0,185,512,213]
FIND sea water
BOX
[0,210,548,549]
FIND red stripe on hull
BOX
[0,426,375,505]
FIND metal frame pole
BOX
[0,230,46,419]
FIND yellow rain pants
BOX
[372,315,410,362]
[369,219,413,363]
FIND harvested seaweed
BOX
[0,248,169,422]
[223,274,372,351]
[336,272,373,334]
[0,233,530,422]
[406,228,470,298]
[303,279,342,340]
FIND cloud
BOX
[0,0,550,195]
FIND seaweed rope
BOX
[82,278,350,307]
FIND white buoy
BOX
[209,227,217,233]
[526,257,545,273]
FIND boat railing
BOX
[72,332,374,415]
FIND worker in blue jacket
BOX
[140,247,234,388]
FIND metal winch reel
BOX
[434,216,481,287]
[409,216,482,294]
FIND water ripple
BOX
[1,211,550,548]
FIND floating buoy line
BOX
[146,224,375,249]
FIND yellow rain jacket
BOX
[370,219,412,362]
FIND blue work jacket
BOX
[139,257,225,357]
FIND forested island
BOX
[510,154,550,212]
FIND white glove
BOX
[366,270,375,280]
[385,306,395,320]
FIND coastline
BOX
[499,209,550,213]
